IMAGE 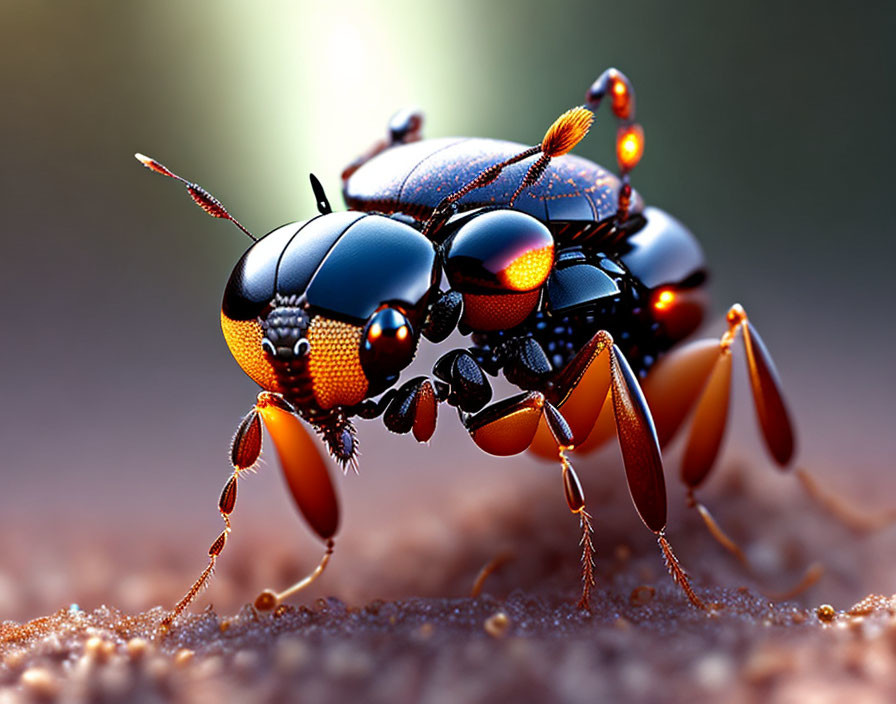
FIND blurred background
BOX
[0,1,894,621]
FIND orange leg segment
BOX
[644,303,795,479]
[641,304,800,566]
[465,392,594,607]
[475,330,704,609]
[160,392,340,633]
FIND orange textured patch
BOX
[499,244,554,291]
[461,290,540,331]
[221,312,279,390]
[307,317,368,409]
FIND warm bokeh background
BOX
[1,1,894,621]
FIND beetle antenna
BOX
[135,153,257,242]
[422,107,594,236]
[584,68,644,221]
[309,173,332,215]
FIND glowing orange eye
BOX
[617,124,644,172]
[360,308,417,379]
[653,288,677,312]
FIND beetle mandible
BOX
[138,68,796,631]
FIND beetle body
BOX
[345,136,644,240]
[345,136,706,377]
[140,68,797,629]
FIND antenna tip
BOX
[135,153,176,178]
[541,106,595,158]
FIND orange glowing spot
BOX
[499,244,555,291]
[610,77,632,119]
[653,288,676,311]
[368,323,382,340]
[396,326,409,341]
[617,124,644,172]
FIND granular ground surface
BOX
[2,461,895,703]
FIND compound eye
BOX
[445,210,554,293]
[359,307,417,378]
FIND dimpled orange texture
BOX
[307,316,368,409]
[221,312,279,390]
[499,244,554,291]
[462,290,541,331]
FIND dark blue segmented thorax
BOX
[222,212,438,329]
[343,137,644,243]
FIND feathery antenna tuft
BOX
[541,107,594,158]
[422,105,596,235]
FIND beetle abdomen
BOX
[343,137,643,232]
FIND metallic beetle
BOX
[138,68,796,630]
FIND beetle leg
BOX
[526,330,705,608]
[160,399,267,633]
[794,468,896,534]
[160,392,339,632]
[466,391,557,455]
[638,305,795,563]
[495,335,553,389]
[642,305,796,484]
[529,330,614,457]
[560,449,596,609]
[341,108,424,181]
[252,395,340,611]
[421,289,463,343]
[464,392,597,606]
[315,411,360,472]
[382,376,439,442]
[655,307,895,538]
[432,349,493,412]
[609,343,705,608]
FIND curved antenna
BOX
[422,107,594,237]
[309,173,332,215]
[135,153,257,242]
[585,68,644,220]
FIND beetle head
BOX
[221,213,438,415]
